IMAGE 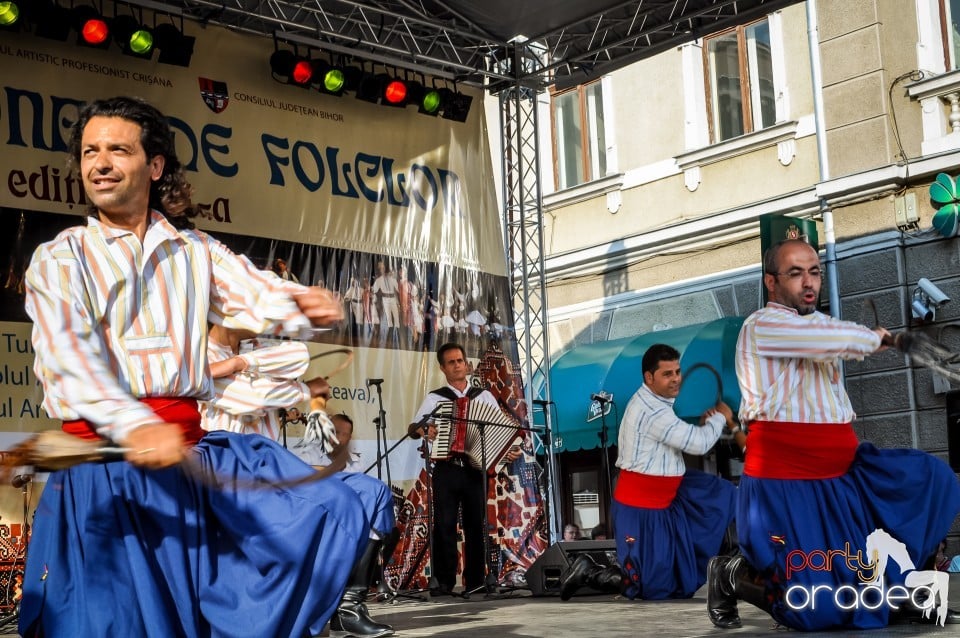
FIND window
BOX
[942,0,960,69]
[551,82,607,190]
[704,19,776,142]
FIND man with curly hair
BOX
[21,96,377,638]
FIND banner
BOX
[0,15,547,597]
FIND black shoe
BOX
[330,591,394,638]
[707,555,741,629]
[559,554,598,601]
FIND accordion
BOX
[431,398,521,473]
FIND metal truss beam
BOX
[533,0,802,90]
[499,52,560,542]
[150,0,802,89]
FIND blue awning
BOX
[532,317,745,453]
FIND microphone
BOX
[407,406,440,439]
[591,393,611,404]
[532,399,554,406]
[366,378,384,387]
[11,474,31,489]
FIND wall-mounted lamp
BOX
[912,277,951,322]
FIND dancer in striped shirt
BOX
[201,327,397,637]
[21,96,370,638]
[560,344,738,601]
[707,238,960,630]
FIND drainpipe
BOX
[806,0,841,317]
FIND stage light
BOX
[383,79,409,106]
[441,89,473,122]
[407,82,442,115]
[322,68,345,93]
[0,2,19,27]
[72,5,110,47]
[355,72,385,103]
[270,49,313,86]
[113,14,153,58]
[312,60,357,96]
[291,58,312,84]
[34,0,71,41]
[153,22,195,66]
[420,88,442,114]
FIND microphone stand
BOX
[368,379,393,489]
[595,396,614,514]
[447,413,533,601]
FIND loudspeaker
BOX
[526,539,618,597]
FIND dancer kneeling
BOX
[560,344,738,601]
[707,239,960,631]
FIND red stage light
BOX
[384,80,407,104]
[80,17,108,45]
[291,59,313,85]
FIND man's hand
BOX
[426,423,438,442]
[503,444,522,463]
[874,327,894,350]
[120,423,186,469]
[294,287,344,326]
[701,401,734,426]
[305,376,331,400]
[714,400,734,423]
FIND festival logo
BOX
[199,78,229,114]
[783,528,950,626]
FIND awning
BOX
[533,317,745,453]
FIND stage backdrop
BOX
[0,15,547,605]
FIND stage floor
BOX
[354,574,960,638]
[3,575,958,637]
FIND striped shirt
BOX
[201,340,311,438]
[616,384,725,476]
[24,212,312,442]
[736,303,882,424]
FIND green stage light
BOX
[128,27,153,54]
[420,88,442,114]
[0,2,19,27]
[323,68,345,93]
[113,14,153,58]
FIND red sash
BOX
[743,420,858,479]
[62,397,204,445]
[613,470,683,509]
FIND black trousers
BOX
[431,459,486,589]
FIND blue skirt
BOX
[338,472,396,537]
[19,431,370,638]
[739,442,960,631]
[613,469,736,600]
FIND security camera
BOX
[917,278,950,307]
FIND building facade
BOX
[510,0,960,538]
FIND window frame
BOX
[702,18,774,144]
[549,81,606,191]
[941,0,960,70]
